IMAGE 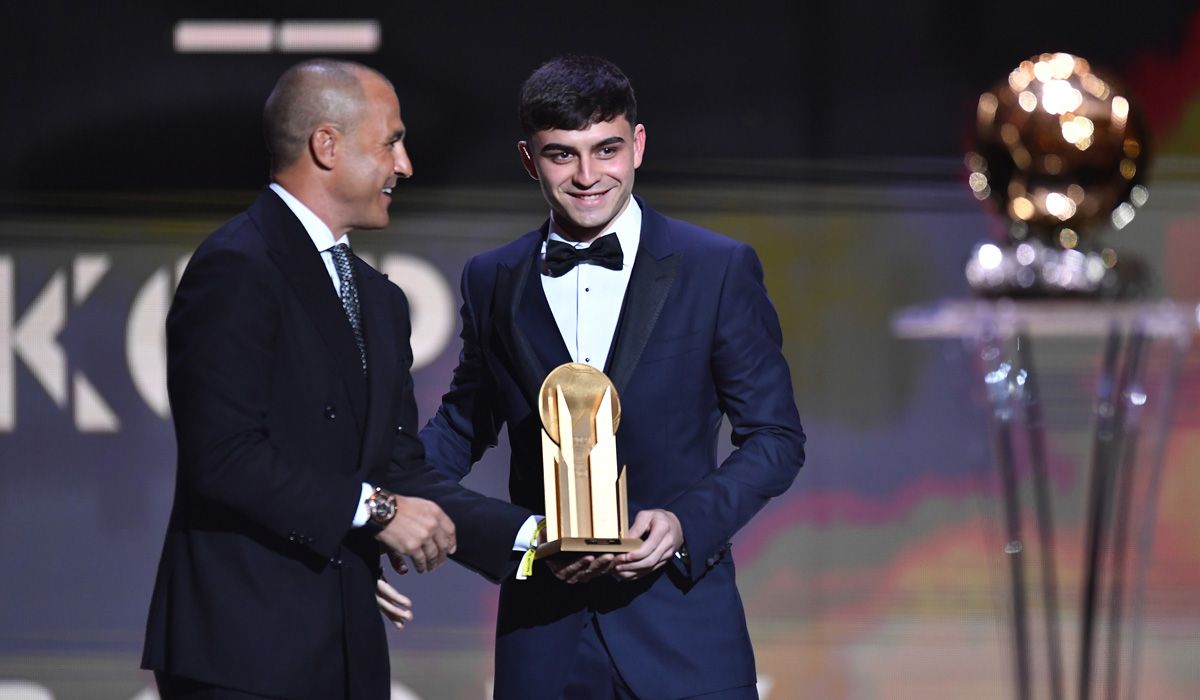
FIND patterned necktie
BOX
[542,233,624,277]
[330,243,367,374]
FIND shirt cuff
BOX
[512,515,545,551]
[351,482,374,528]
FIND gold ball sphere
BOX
[968,52,1149,244]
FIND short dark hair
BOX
[518,55,637,136]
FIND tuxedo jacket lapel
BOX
[493,230,570,405]
[518,254,573,375]
[252,189,368,433]
[494,200,678,406]
[606,200,679,397]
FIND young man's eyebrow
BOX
[539,136,626,154]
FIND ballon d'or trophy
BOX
[535,363,641,559]
[965,52,1150,297]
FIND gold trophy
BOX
[965,52,1150,297]
[535,363,640,559]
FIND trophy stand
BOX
[535,363,641,559]
[916,51,1179,699]
[894,300,1193,700]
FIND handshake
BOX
[363,489,454,632]
[368,489,457,574]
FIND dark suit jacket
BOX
[421,198,806,699]
[142,189,530,700]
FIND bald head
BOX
[263,59,392,174]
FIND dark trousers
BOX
[154,672,284,700]
[559,616,759,700]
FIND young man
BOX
[142,59,531,699]
[419,55,806,699]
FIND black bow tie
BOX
[543,234,624,277]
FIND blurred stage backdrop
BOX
[2,2,1200,699]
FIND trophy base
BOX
[964,239,1121,297]
[535,537,642,559]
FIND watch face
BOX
[371,494,396,522]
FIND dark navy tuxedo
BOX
[421,198,806,699]
[142,189,530,699]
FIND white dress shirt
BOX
[540,198,642,370]
[269,183,348,293]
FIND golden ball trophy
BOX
[965,52,1149,297]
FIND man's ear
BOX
[310,125,339,170]
[518,141,538,181]
[632,123,646,170]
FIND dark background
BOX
[5,1,1197,195]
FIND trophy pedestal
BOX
[894,300,1194,700]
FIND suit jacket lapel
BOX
[251,188,368,433]
[355,262,398,476]
[519,253,573,374]
[493,227,571,405]
[606,199,679,397]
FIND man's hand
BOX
[374,495,456,573]
[545,553,616,584]
[613,509,684,581]
[386,550,409,576]
[375,577,413,630]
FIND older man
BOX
[142,59,531,699]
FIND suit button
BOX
[324,405,336,420]
[395,425,403,434]
[329,557,343,568]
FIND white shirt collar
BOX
[546,196,641,263]
[269,182,349,252]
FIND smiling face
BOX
[328,72,412,233]
[519,115,645,242]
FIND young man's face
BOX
[519,115,645,242]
